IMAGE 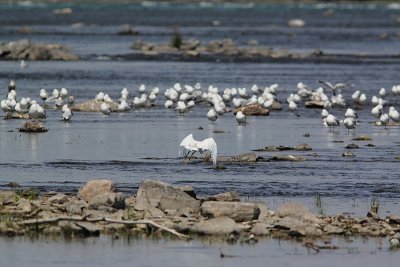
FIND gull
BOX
[379,88,387,98]
[288,100,298,116]
[100,102,111,115]
[40,89,48,104]
[148,92,157,102]
[179,134,217,166]
[389,106,400,122]
[235,111,246,125]
[62,104,73,121]
[392,85,400,96]
[345,108,358,119]
[371,104,383,118]
[343,117,357,134]
[60,88,68,99]
[138,84,146,94]
[207,108,217,123]
[95,92,105,101]
[28,100,46,120]
[319,80,352,96]
[8,80,16,92]
[117,100,130,112]
[176,101,187,115]
[321,108,329,119]
[20,60,28,68]
[164,99,174,109]
[326,114,340,131]
[380,113,389,128]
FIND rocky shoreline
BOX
[1,179,400,249]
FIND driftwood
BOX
[104,218,190,239]
[20,216,189,239]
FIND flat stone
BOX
[65,199,88,215]
[72,100,118,113]
[194,217,240,235]
[234,104,269,116]
[269,155,307,162]
[323,224,345,234]
[48,193,69,204]
[218,153,258,163]
[200,201,260,222]
[205,191,240,202]
[74,222,102,235]
[276,202,320,223]
[305,101,324,109]
[134,179,200,216]
[77,179,116,202]
[88,192,125,210]
[144,207,165,219]
[388,215,400,224]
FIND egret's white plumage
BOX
[179,134,218,166]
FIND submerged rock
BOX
[269,155,307,162]
[4,112,29,120]
[342,151,356,157]
[218,153,258,163]
[352,135,373,141]
[304,101,325,109]
[19,121,48,133]
[295,143,312,151]
[346,143,360,149]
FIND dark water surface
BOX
[0,2,400,265]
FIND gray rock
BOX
[58,221,82,232]
[346,143,360,149]
[77,179,116,202]
[218,153,258,163]
[388,215,400,224]
[72,100,118,113]
[269,155,307,162]
[74,222,102,235]
[276,202,321,224]
[342,151,356,157]
[144,207,165,219]
[250,223,271,236]
[295,143,312,151]
[0,39,79,60]
[88,192,125,209]
[234,104,270,116]
[65,199,88,215]
[200,201,260,222]
[134,179,200,215]
[17,198,32,213]
[48,193,69,204]
[323,224,345,234]
[194,217,240,235]
[205,191,240,202]
[0,191,17,205]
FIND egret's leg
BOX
[188,151,196,160]
[184,150,191,158]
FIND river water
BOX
[0,1,400,265]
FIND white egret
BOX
[179,134,217,166]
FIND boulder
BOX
[4,112,30,120]
[276,202,321,224]
[250,223,271,236]
[134,179,200,215]
[88,192,125,209]
[74,222,102,235]
[77,179,116,202]
[200,201,260,222]
[346,143,359,149]
[205,191,240,202]
[66,199,88,215]
[17,198,32,213]
[48,193,69,204]
[295,143,312,151]
[305,101,324,109]
[71,100,118,112]
[234,104,270,116]
[0,39,78,60]
[194,217,240,235]
[0,191,17,205]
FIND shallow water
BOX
[1,236,400,267]
[1,2,400,264]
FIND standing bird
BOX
[235,111,246,125]
[40,89,48,104]
[179,134,217,166]
[380,113,389,128]
[345,108,358,119]
[207,108,217,124]
[343,117,357,134]
[326,114,340,131]
[8,80,16,92]
[100,102,111,115]
[62,104,72,121]
[389,106,399,123]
